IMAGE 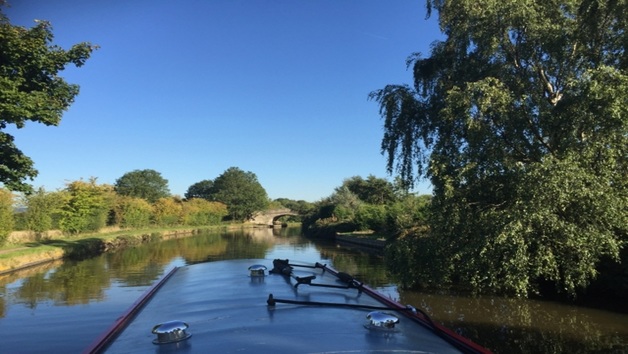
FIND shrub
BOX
[0,189,14,244]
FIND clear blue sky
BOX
[5,0,441,202]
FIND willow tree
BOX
[371,0,627,296]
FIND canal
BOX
[0,227,626,353]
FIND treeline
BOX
[0,179,228,243]
[302,175,628,303]
[302,175,430,238]
[0,166,308,244]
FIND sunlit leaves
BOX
[374,0,627,296]
[0,188,14,243]
[0,9,96,192]
[114,169,171,203]
[211,167,269,221]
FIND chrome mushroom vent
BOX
[152,320,192,344]
[365,311,400,330]
[248,264,267,277]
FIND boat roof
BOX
[85,259,491,354]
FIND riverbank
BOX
[335,234,386,249]
[0,224,250,275]
[0,224,377,275]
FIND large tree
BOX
[371,0,627,296]
[211,167,269,221]
[184,179,214,200]
[0,8,96,193]
[114,169,170,203]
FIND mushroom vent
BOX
[152,320,192,344]
[365,311,400,329]
[248,264,267,277]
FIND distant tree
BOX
[0,8,96,193]
[59,179,113,234]
[114,169,170,203]
[211,167,269,221]
[342,175,397,205]
[185,180,214,200]
[0,188,14,244]
[370,0,627,296]
[329,186,362,221]
[23,188,65,234]
[273,198,315,215]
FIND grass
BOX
[0,224,238,273]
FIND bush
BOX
[23,188,66,235]
[0,189,14,245]
[59,180,113,234]
[354,204,387,232]
[152,197,183,226]
[112,196,153,228]
[181,198,228,226]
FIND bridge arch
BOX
[248,208,299,227]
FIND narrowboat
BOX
[84,259,492,353]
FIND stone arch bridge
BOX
[248,208,299,227]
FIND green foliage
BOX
[0,188,14,244]
[384,194,431,237]
[112,196,152,229]
[152,197,182,226]
[273,198,315,215]
[342,175,397,205]
[329,186,361,220]
[181,198,228,226]
[211,167,269,221]
[59,179,113,234]
[303,176,430,237]
[372,0,627,296]
[114,169,170,203]
[354,204,387,232]
[184,179,213,200]
[23,188,65,234]
[384,229,438,289]
[0,9,96,193]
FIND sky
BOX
[4,0,442,202]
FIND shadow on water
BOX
[398,289,628,354]
[0,227,626,353]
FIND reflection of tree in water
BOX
[15,257,111,307]
[398,291,628,354]
[317,246,388,288]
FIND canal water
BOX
[0,227,626,353]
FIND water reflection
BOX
[399,290,628,353]
[0,227,626,354]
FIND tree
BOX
[152,197,183,226]
[0,8,96,193]
[111,196,152,229]
[211,167,269,221]
[184,179,214,200]
[23,187,65,234]
[59,178,113,234]
[341,175,397,205]
[114,169,170,203]
[0,188,14,244]
[370,0,627,296]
